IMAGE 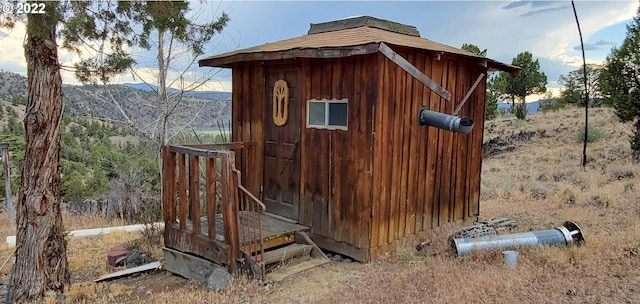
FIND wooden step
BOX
[263,243,313,265]
[267,258,331,282]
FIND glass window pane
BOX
[328,102,348,127]
[308,101,326,126]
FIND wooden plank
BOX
[311,233,369,262]
[329,59,342,241]
[250,61,265,196]
[423,56,439,230]
[378,55,392,246]
[312,62,331,238]
[321,58,334,239]
[438,61,457,225]
[388,53,405,242]
[378,43,452,101]
[414,53,428,233]
[162,147,176,224]
[429,60,445,228]
[241,63,252,189]
[449,66,462,221]
[295,231,329,259]
[370,54,384,249]
[221,154,240,272]
[405,51,420,236]
[162,247,226,285]
[206,158,217,240]
[164,224,230,265]
[469,68,485,218]
[231,63,243,185]
[177,154,187,230]
[169,145,219,158]
[341,56,355,246]
[453,73,485,116]
[398,52,414,238]
[299,59,312,227]
[459,67,474,221]
[267,258,331,282]
[262,243,313,265]
[188,155,201,234]
[260,233,297,251]
[95,262,161,282]
[184,142,256,151]
[454,66,472,221]
[356,54,374,248]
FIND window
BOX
[306,99,348,130]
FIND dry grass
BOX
[2,106,640,303]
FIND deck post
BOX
[162,146,177,224]
[222,152,241,273]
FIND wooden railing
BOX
[161,142,265,276]
[233,168,266,278]
[162,145,241,273]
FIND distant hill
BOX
[498,101,540,114]
[0,71,231,130]
[123,83,232,101]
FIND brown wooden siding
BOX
[371,49,485,258]
[229,51,485,262]
[231,62,265,196]
[301,55,375,258]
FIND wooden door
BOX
[263,65,301,220]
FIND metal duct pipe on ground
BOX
[452,221,585,256]
[418,107,474,134]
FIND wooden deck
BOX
[182,212,309,250]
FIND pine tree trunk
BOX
[11,12,69,303]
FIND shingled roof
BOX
[199,16,519,74]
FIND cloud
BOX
[573,44,602,51]
[502,1,561,10]
[595,40,615,46]
[0,25,26,74]
[520,5,570,17]
[501,1,570,17]
[572,38,618,51]
[502,1,531,10]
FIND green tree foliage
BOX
[600,6,640,162]
[460,43,499,120]
[496,51,547,120]
[461,43,487,56]
[558,64,602,106]
[485,73,501,120]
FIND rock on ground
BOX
[206,268,232,291]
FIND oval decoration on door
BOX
[272,79,289,126]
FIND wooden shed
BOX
[194,16,518,263]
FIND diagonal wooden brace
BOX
[453,73,485,116]
[378,42,452,101]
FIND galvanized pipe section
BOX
[417,107,474,134]
[452,221,585,256]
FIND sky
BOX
[0,0,638,101]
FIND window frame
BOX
[306,98,348,130]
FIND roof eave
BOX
[199,43,380,68]
[199,41,521,76]
[488,60,522,75]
